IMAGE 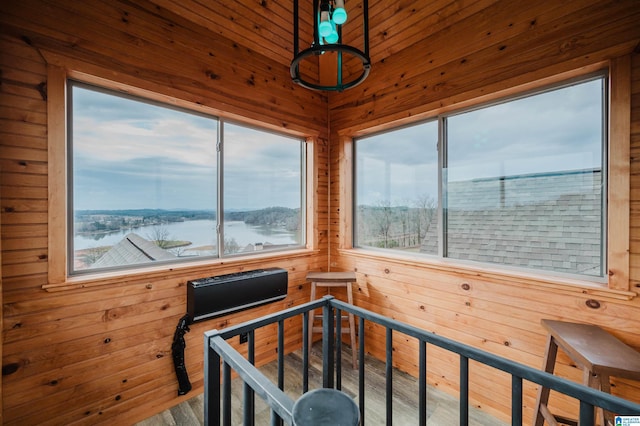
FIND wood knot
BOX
[461,283,471,291]
[36,82,47,101]
[2,363,20,376]
[384,268,390,274]
[205,70,220,80]
[585,299,601,309]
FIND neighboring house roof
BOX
[91,233,176,268]
[420,169,602,276]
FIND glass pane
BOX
[222,123,304,254]
[444,78,604,277]
[355,121,439,252]
[70,84,218,272]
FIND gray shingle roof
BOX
[421,169,602,276]
[91,233,176,268]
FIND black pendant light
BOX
[290,0,371,92]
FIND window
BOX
[354,75,607,280]
[355,121,439,252]
[222,123,305,255]
[69,82,305,274]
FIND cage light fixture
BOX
[290,0,371,92]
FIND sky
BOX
[71,85,302,211]
[72,77,604,212]
[355,77,604,206]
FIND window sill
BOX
[43,248,319,292]
[338,248,636,302]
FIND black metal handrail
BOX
[205,296,640,426]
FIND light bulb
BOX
[333,0,347,25]
[319,11,333,37]
[325,22,339,44]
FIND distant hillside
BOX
[226,207,300,231]
[75,207,300,233]
[75,209,216,221]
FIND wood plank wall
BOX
[2,0,640,425]
[0,1,329,424]
[329,0,640,423]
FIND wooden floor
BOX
[136,344,507,425]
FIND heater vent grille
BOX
[187,267,288,322]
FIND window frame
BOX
[346,60,631,294]
[440,73,607,281]
[47,68,314,286]
[217,117,308,259]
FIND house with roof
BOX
[90,233,177,269]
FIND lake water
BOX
[74,220,299,250]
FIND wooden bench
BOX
[306,271,358,369]
[533,319,640,426]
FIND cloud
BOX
[446,79,602,181]
[71,86,302,211]
[356,78,604,204]
[223,123,302,209]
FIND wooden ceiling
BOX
[145,0,497,82]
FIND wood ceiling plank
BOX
[334,0,619,109]
[149,0,319,80]
[1,0,328,133]
[330,1,640,131]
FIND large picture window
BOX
[354,75,607,280]
[69,82,305,274]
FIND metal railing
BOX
[204,296,640,425]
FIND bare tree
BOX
[224,237,240,254]
[372,200,393,248]
[413,194,436,245]
[147,225,172,249]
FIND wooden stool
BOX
[533,319,640,426]
[306,271,358,369]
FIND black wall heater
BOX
[187,267,288,322]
